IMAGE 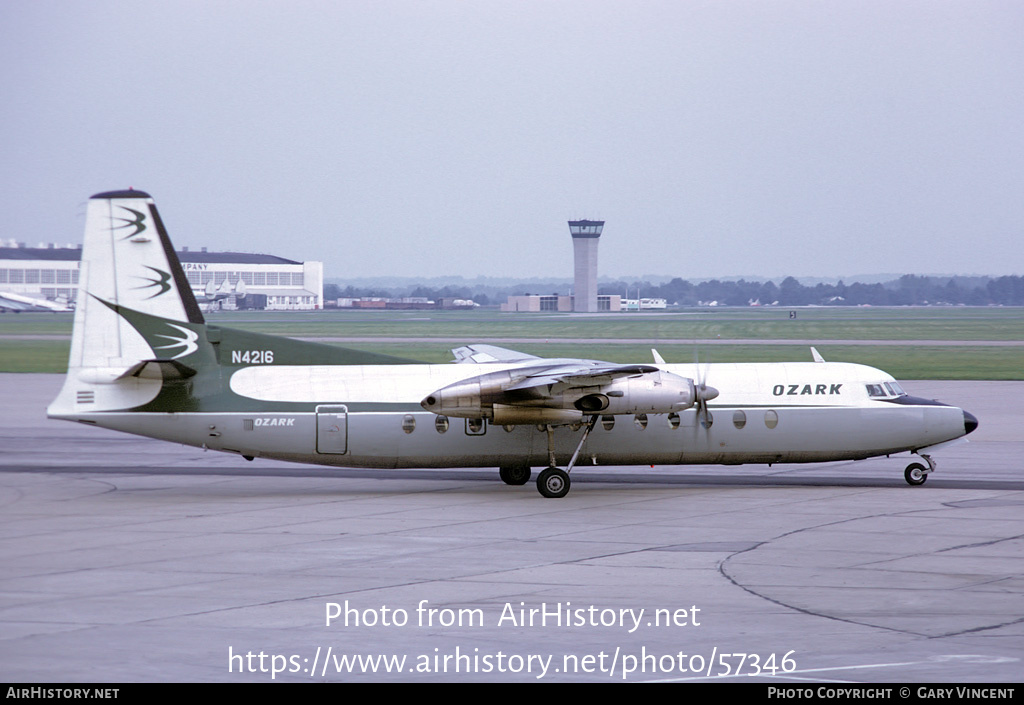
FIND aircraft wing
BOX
[452,344,541,364]
[504,363,661,392]
[423,356,701,422]
[451,344,664,390]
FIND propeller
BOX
[652,347,718,430]
[693,348,719,429]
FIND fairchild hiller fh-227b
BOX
[47,190,978,498]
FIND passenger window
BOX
[733,410,746,429]
[765,410,778,429]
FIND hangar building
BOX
[0,243,323,311]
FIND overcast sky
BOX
[1,1,1022,281]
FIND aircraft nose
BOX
[964,410,979,435]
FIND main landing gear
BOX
[537,467,571,498]
[499,464,531,485]
[500,463,570,497]
[500,416,599,498]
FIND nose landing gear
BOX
[905,452,937,486]
[904,462,928,486]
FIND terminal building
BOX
[501,294,621,312]
[0,243,323,311]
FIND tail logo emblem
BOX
[135,266,172,299]
[110,206,148,239]
[153,323,199,359]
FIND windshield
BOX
[866,381,906,399]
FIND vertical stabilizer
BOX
[70,190,204,371]
[50,190,208,416]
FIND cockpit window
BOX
[867,382,906,398]
[884,382,905,396]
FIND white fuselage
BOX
[61,360,971,470]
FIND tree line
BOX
[602,275,1024,306]
[326,274,1024,307]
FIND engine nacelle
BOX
[420,369,513,419]
[579,370,697,415]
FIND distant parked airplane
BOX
[0,290,73,312]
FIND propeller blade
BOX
[692,348,715,429]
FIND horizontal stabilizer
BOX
[77,358,198,383]
[126,359,198,381]
[75,358,196,384]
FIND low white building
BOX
[501,294,622,312]
[622,298,668,311]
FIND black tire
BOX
[536,467,571,498]
[499,465,531,486]
[905,462,928,486]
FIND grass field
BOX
[4,306,1024,340]
[2,307,1022,378]
[163,306,1024,341]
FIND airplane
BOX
[1,290,74,313]
[196,277,246,311]
[47,190,978,498]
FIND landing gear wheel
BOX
[499,465,531,486]
[537,467,571,498]
[905,462,928,486]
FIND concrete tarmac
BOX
[1,374,1022,683]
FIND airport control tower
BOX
[568,219,604,312]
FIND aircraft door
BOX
[316,405,348,454]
